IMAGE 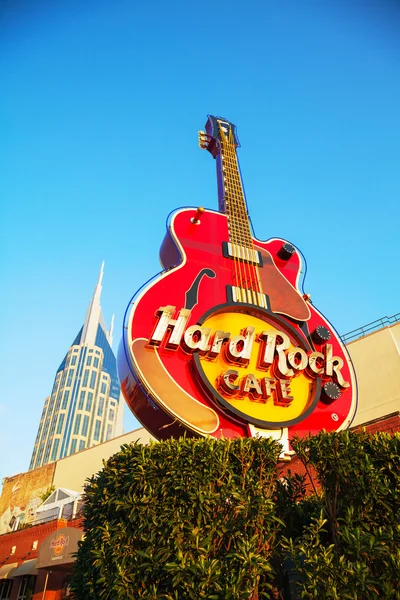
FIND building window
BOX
[55,392,62,411]
[61,370,67,387]
[50,438,60,462]
[106,424,113,441]
[97,397,104,417]
[82,416,89,437]
[93,357,99,368]
[74,414,82,435]
[56,414,65,435]
[43,439,52,464]
[85,392,93,412]
[78,391,85,410]
[17,576,36,600]
[37,443,45,464]
[82,369,89,387]
[43,418,50,437]
[87,356,92,366]
[0,580,13,599]
[70,439,77,454]
[79,440,86,451]
[93,420,101,441]
[61,390,70,410]
[89,349,93,353]
[66,369,74,387]
[101,382,107,394]
[71,355,77,366]
[49,415,57,436]
[109,409,115,421]
[89,371,97,390]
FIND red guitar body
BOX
[118,206,356,443]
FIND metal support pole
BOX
[41,570,50,600]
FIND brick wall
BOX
[0,518,82,600]
[354,411,400,435]
[0,463,56,535]
[278,412,400,489]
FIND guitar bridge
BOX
[227,285,269,309]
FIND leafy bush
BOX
[70,436,283,600]
[71,430,400,600]
[281,430,400,599]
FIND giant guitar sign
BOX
[118,116,357,454]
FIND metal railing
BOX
[342,313,400,344]
[10,505,85,532]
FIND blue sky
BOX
[1,0,399,482]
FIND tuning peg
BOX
[198,130,210,149]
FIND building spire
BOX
[98,260,105,286]
[81,262,105,346]
[108,313,114,347]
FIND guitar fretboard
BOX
[201,118,265,307]
[219,130,253,250]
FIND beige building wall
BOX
[53,427,155,491]
[347,322,400,426]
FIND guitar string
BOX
[227,134,251,303]
[224,131,248,304]
[226,131,261,305]
[226,130,264,306]
[227,135,245,301]
[231,143,264,303]
[219,127,242,301]
[225,132,246,302]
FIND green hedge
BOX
[71,436,282,599]
[281,430,400,599]
[71,431,400,600]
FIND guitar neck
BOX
[200,115,266,307]
[215,133,253,248]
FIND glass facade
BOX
[29,266,122,470]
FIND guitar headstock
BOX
[198,115,240,158]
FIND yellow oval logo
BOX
[193,308,323,428]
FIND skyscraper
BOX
[29,263,124,470]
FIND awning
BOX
[37,527,83,570]
[10,559,37,578]
[0,562,18,579]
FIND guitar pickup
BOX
[222,242,263,266]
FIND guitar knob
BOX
[312,325,331,344]
[278,243,296,260]
[321,382,341,404]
